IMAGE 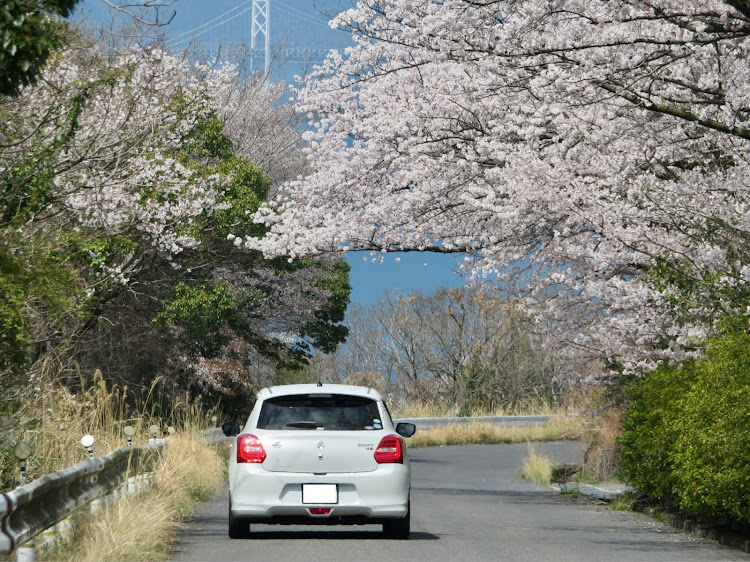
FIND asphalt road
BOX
[172,441,746,561]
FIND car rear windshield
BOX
[257,394,383,431]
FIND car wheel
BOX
[228,499,250,539]
[383,504,410,539]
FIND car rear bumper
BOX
[229,463,410,520]
[240,514,402,525]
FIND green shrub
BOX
[670,332,750,521]
[619,364,688,504]
[620,331,750,522]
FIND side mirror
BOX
[222,421,241,436]
[396,422,416,438]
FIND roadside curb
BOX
[549,482,633,501]
[551,482,750,554]
[644,509,750,554]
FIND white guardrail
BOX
[0,440,165,558]
[393,415,557,429]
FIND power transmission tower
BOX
[251,0,270,75]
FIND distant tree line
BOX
[313,286,572,414]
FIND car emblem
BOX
[316,440,325,449]
[272,441,281,448]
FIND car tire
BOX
[383,504,410,539]
[228,499,250,539]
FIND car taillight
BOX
[374,434,404,464]
[236,434,266,463]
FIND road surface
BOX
[172,441,745,561]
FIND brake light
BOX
[309,507,332,515]
[374,434,404,464]
[236,434,266,463]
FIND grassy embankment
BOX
[42,434,226,561]
[1,371,226,562]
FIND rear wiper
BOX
[285,421,323,429]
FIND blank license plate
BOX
[302,484,337,504]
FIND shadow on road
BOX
[408,457,446,464]
[237,529,440,541]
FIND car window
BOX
[257,394,383,431]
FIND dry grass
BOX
[581,407,624,481]
[2,369,226,561]
[41,434,226,561]
[521,442,554,486]
[391,397,579,419]
[406,415,582,448]
[7,370,219,487]
[156,434,228,507]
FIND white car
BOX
[222,383,416,539]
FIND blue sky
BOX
[346,251,468,306]
[77,0,472,305]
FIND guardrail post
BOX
[56,515,74,541]
[90,496,104,515]
[124,425,135,447]
[80,435,94,459]
[38,526,57,553]
[14,443,31,487]
[80,435,102,514]
[127,474,138,495]
[15,539,35,562]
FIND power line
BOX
[167,0,353,63]
[168,0,253,43]
[168,5,254,47]
[167,6,252,47]
[275,0,334,28]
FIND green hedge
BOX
[620,332,750,522]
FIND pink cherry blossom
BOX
[245,0,750,372]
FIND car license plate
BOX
[302,484,337,504]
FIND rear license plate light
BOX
[302,484,338,504]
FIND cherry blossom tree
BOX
[1,39,349,400]
[1,43,229,373]
[2,44,236,271]
[246,0,750,372]
[219,78,309,190]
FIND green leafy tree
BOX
[619,365,686,505]
[0,0,80,96]
[148,113,350,396]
